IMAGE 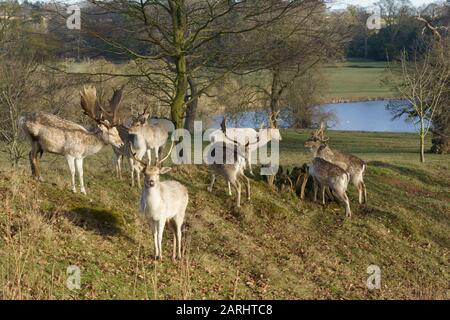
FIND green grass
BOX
[324,60,398,101]
[0,130,449,299]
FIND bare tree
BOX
[63,0,322,129]
[387,49,449,162]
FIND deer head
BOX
[304,122,329,150]
[130,138,175,187]
[80,86,124,148]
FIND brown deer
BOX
[309,157,352,217]
[304,123,367,204]
[19,86,124,194]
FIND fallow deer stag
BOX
[130,139,188,260]
[304,123,367,204]
[19,86,124,194]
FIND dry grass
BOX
[0,130,449,299]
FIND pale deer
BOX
[304,123,367,204]
[309,157,352,217]
[19,86,124,194]
[131,140,188,260]
[112,109,175,187]
[208,111,282,176]
[128,108,174,165]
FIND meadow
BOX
[0,130,448,299]
[324,60,398,101]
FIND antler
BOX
[80,86,101,123]
[109,86,124,124]
[128,144,148,170]
[315,122,329,142]
[268,110,280,128]
[156,138,175,166]
[96,86,125,126]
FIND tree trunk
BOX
[269,69,282,128]
[184,76,198,132]
[169,0,188,129]
[364,36,368,59]
[420,117,425,163]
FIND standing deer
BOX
[112,109,175,187]
[209,111,282,175]
[111,125,147,187]
[205,140,251,208]
[128,108,174,165]
[19,86,124,194]
[309,157,352,217]
[304,123,367,204]
[131,140,188,260]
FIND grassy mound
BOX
[0,130,448,299]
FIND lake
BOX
[211,100,418,133]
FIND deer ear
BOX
[160,167,172,174]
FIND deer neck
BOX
[314,144,333,159]
[82,130,107,156]
[142,184,164,219]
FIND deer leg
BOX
[157,219,166,260]
[29,141,43,181]
[151,221,159,259]
[207,174,215,192]
[335,189,352,218]
[227,181,232,196]
[322,186,326,205]
[75,158,86,195]
[168,221,176,260]
[242,174,251,200]
[154,147,159,164]
[230,179,241,207]
[66,155,76,193]
[117,154,123,180]
[247,148,254,176]
[129,158,135,187]
[176,220,182,259]
[313,178,318,202]
[29,145,37,178]
[146,149,152,166]
[362,181,367,204]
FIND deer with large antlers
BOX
[304,123,367,205]
[130,139,188,260]
[19,86,124,194]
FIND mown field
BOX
[0,130,448,299]
[324,60,398,101]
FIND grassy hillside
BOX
[0,130,449,299]
[324,60,398,101]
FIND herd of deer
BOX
[17,86,366,260]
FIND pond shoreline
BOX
[324,96,398,104]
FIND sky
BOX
[330,0,445,10]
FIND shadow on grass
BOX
[65,207,134,242]
[368,161,450,188]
